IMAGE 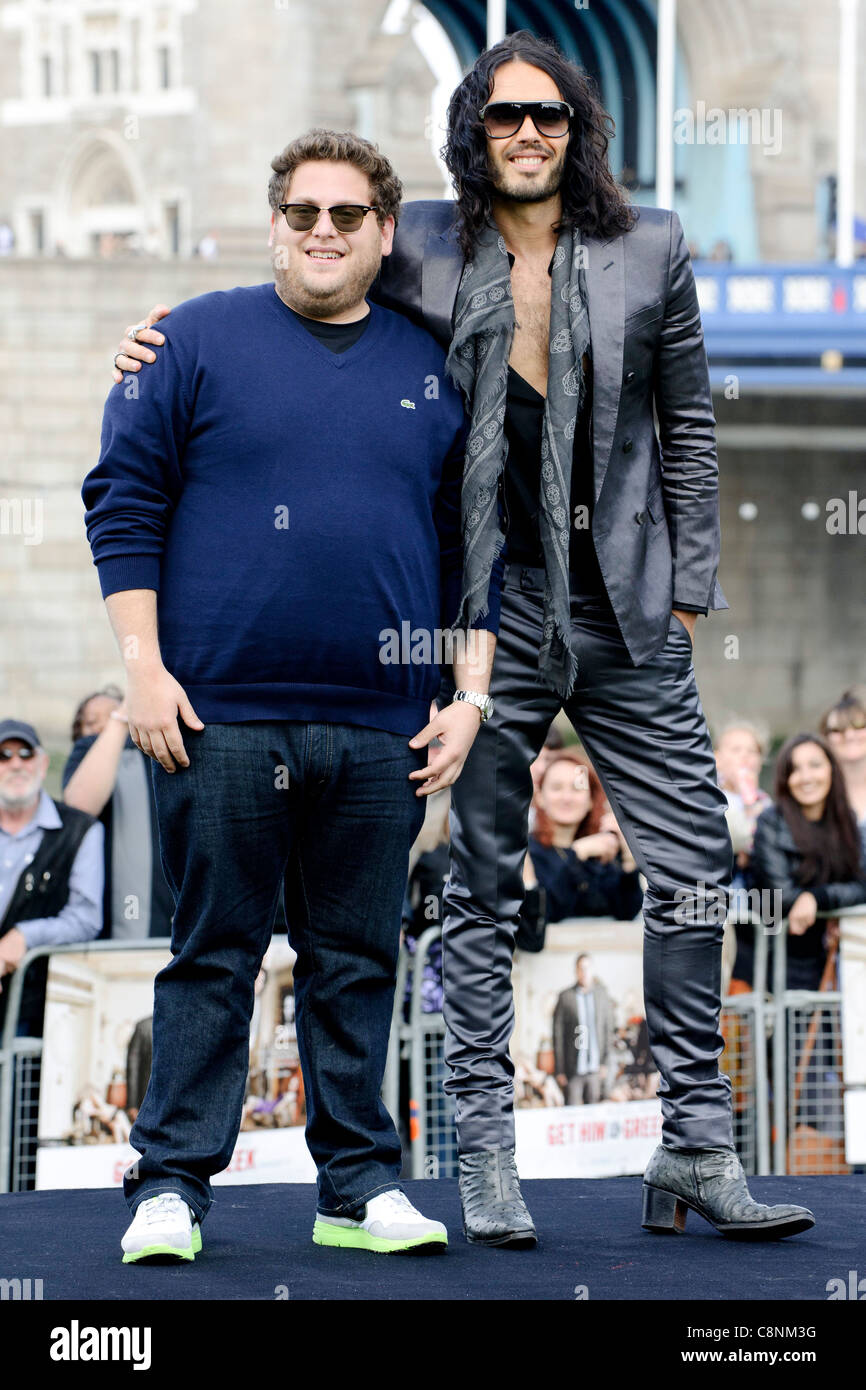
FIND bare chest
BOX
[508,261,552,396]
[508,261,589,396]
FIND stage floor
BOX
[0,1176,860,1301]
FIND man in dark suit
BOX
[109,31,813,1247]
[553,954,614,1106]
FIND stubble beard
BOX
[272,246,381,320]
[0,777,38,812]
[489,150,566,206]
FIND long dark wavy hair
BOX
[443,30,638,260]
[773,733,862,885]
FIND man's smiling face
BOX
[269,159,394,320]
[485,59,570,205]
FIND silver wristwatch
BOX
[452,689,495,723]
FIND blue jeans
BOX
[124,720,426,1222]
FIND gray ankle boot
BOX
[458,1147,538,1248]
[642,1144,815,1240]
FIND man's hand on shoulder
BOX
[111,304,172,383]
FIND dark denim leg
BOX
[563,600,735,1150]
[124,721,304,1222]
[282,722,426,1215]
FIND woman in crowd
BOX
[523,749,644,923]
[820,686,866,860]
[751,733,866,990]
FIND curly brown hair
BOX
[443,30,638,260]
[268,129,403,228]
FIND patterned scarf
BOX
[445,218,590,699]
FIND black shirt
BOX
[287,304,371,353]
[502,357,606,593]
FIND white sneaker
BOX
[121,1192,202,1264]
[312,1189,447,1254]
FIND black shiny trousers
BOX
[441,564,735,1154]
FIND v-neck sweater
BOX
[83,283,494,735]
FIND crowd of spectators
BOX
[718,690,866,993]
[0,685,174,1040]
[1,684,864,1141]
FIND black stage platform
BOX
[1,1176,860,1301]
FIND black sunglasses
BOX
[0,746,37,760]
[479,100,574,139]
[278,203,379,233]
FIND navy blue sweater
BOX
[83,285,502,736]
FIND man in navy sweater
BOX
[83,130,498,1262]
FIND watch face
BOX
[455,691,493,720]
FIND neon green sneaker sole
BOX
[122,1223,202,1264]
[312,1219,447,1254]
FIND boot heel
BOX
[642,1184,687,1234]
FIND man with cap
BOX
[0,719,104,1036]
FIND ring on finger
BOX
[127,322,147,343]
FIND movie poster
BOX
[35,940,316,1190]
[511,920,663,1177]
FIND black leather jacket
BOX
[750,803,866,968]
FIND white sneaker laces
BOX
[140,1194,188,1226]
[376,1190,416,1217]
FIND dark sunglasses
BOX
[479,100,574,139]
[278,203,379,233]
[826,715,866,733]
[0,746,37,760]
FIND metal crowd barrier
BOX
[383,925,456,1181]
[1,906,862,1192]
[770,906,859,1176]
